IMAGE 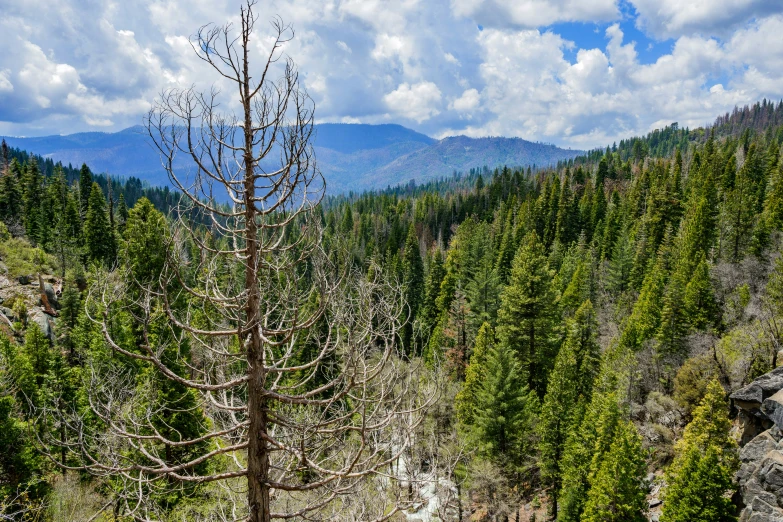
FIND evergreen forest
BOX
[5,4,783,512]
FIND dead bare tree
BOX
[40,2,429,520]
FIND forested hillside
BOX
[3,92,783,519]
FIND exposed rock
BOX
[28,310,54,341]
[765,391,783,431]
[0,306,17,323]
[732,368,783,443]
[16,275,30,285]
[735,369,783,522]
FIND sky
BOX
[1,0,783,149]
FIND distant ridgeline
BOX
[3,143,180,214]
[329,99,783,205]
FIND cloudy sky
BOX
[1,0,782,148]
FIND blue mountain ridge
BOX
[2,123,583,193]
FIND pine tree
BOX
[684,255,720,330]
[420,249,445,331]
[473,338,539,476]
[581,420,647,522]
[456,322,493,426]
[78,163,93,218]
[21,159,45,244]
[560,261,590,317]
[660,380,738,522]
[0,159,22,223]
[466,247,500,333]
[656,271,689,357]
[495,210,516,283]
[591,180,607,237]
[606,227,634,293]
[497,231,560,395]
[559,392,622,522]
[620,232,673,350]
[84,182,116,265]
[402,224,424,354]
[538,300,601,514]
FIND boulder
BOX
[44,282,58,307]
[735,368,783,521]
[732,367,783,416]
[27,310,54,341]
[0,306,17,323]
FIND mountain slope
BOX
[357,135,582,191]
[2,124,582,192]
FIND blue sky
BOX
[1,0,782,149]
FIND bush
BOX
[673,355,719,416]
[0,237,54,278]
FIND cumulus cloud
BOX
[450,89,481,112]
[461,20,783,147]
[629,0,783,39]
[0,0,783,149]
[384,82,443,122]
[451,0,619,28]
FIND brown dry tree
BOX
[39,2,430,521]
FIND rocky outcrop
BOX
[732,370,783,521]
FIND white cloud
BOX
[0,70,12,92]
[0,0,782,151]
[384,82,443,122]
[451,0,619,28]
[630,0,783,39]
[450,88,480,112]
[463,23,764,147]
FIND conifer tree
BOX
[656,271,689,357]
[677,196,715,276]
[420,249,445,331]
[466,247,500,333]
[560,261,590,317]
[621,231,673,350]
[538,300,601,515]
[456,322,493,426]
[84,182,116,265]
[78,163,93,217]
[559,391,622,522]
[495,210,516,283]
[683,255,720,330]
[591,180,607,237]
[0,159,22,223]
[402,224,424,353]
[660,380,738,522]
[497,231,560,395]
[581,420,647,522]
[764,162,783,229]
[473,338,539,475]
[555,177,578,246]
[21,159,44,244]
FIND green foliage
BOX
[559,391,623,522]
[497,231,560,395]
[661,380,738,522]
[84,182,116,265]
[472,337,539,476]
[581,420,648,522]
[122,197,167,284]
[0,236,54,277]
[683,255,720,330]
[538,300,601,509]
[456,322,493,427]
[402,223,424,353]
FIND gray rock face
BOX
[27,310,54,341]
[736,369,783,522]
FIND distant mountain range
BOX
[2,124,583,193]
